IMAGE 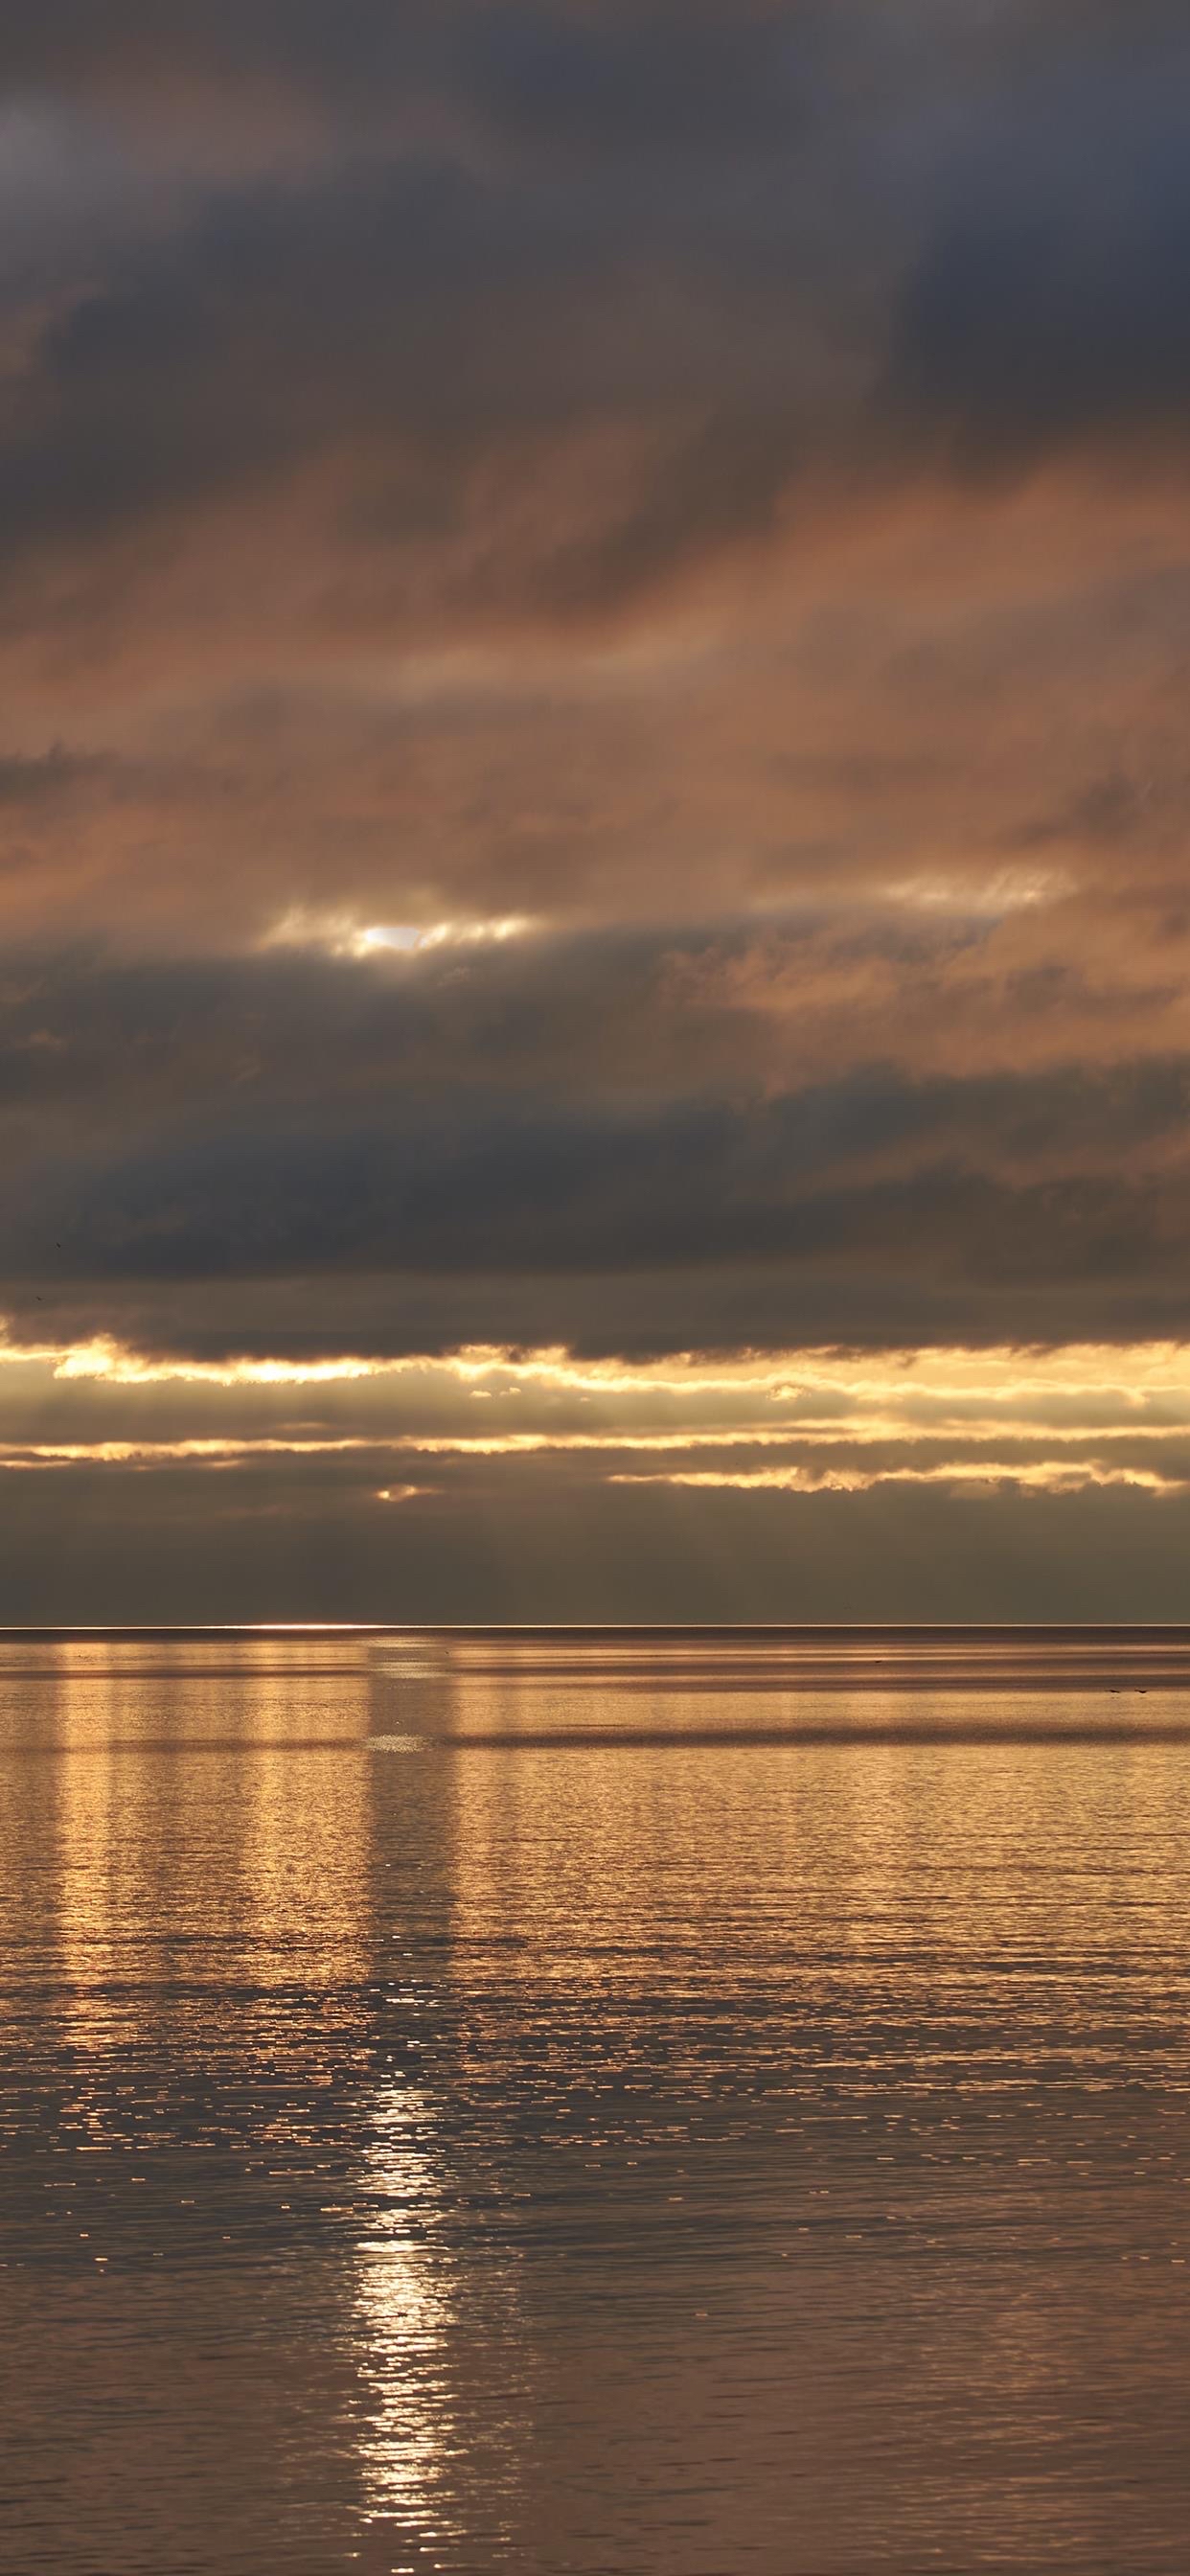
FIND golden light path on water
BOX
[7,1629,1190,2570]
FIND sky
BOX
[5,2,1190,1621]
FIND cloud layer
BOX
[4,5,1190,1609]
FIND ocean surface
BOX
[3,1626,1190,2576]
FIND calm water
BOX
[3,1628,1190,2575]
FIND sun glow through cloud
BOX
[0,1329,1188,1515]
[265,908,539,959]
[9,1331,1190,1407]
[610,1462,1187,1497]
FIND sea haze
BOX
[3,1628,1190,2575]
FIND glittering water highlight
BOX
[3,1628,1190,2574]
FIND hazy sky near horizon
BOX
[6,3,1190,1619]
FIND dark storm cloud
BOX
[1,2,1186,542]
[6,2,1180,134]
[16,1109,1181,1289]
[0,5,834,145]
[892,60,1190,472]
[15,1254,1190,1373]
[1,919,1187,1121]
[0,0,1187,716]
[0,139,857,599]
[3,938,1190,1365]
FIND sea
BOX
[3,1626,1190,2575]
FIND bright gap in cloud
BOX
[265,907,538,958]
[5,1331,1190,1410]
[612,1462,1186,1498]
[2,1327,1190,1510]
[879,866,1069,916]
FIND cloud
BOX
[891,55,1190,473]
[4,1328,1190,1550]
[3,5,1190,954]
[3,8,1186,575]
[3,8,1190,1609]
[612,1460,1188,1497]
[4,928,1190,1363]
[0,6,854,150]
